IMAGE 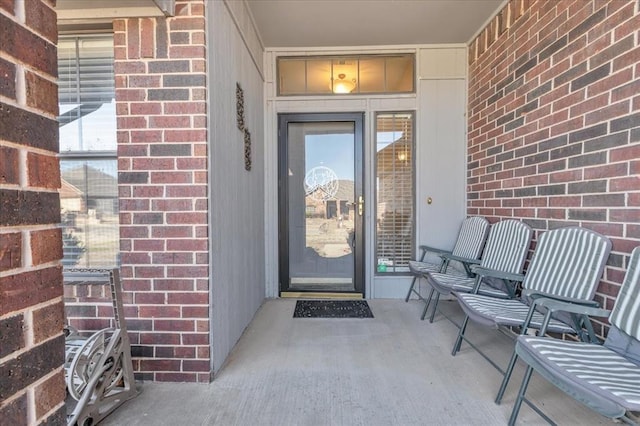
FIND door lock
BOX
[358,195,364,216]
[427,197,433,205]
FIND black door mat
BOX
[293,300,374,318]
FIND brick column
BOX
[0,0,66,423]
[114,0,210,382]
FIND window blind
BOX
[58,35,119,269]
[375,113,415,273]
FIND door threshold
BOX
[281,292,363,300]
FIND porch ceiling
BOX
[245,0,505,48]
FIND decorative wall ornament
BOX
[243,128,251,171]
[237,82,251,171]
[236,82,245,131]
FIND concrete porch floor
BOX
[103,298,616,425]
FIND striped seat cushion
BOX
[517,336,640,414]
[410,217,490,278]
[427,273,510,298]
[455,228,611,337]
[456,293,576,333]
[450,216,490,259]
[610,247,640,340]
[423,220,530,300]
[521,227,612,300]
[409,260,467,277]
[479,220,532,274]
[408,260,443,275]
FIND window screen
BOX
[58,35,119,269]
[375,113,415,273]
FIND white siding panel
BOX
[207,0,265,375]
[419,47,467,80]
[416,79,466,255]
[223,0,265,78]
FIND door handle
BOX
[358,195,364,216]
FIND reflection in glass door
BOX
[278,113,364,295]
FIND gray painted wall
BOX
[207,0,266,374]
[417,78,466,252]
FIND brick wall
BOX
[0,0,66,424]
[64,279,119,332]
[112,0,210,382]
[468,0,640,333]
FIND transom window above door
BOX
[277,54,415,96]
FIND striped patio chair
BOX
[404,216,490,320]
[451,226,611,405]
[422,219,533,323]
[508,246,640,425]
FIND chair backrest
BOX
[605,247,640,365]
[479,219,532,274]
[609,247,640,340]
[450,216,490,260]
[522,227,611,300]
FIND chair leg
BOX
[428,292,441,323]
[420,287,435,320]
[496,350,520,404]
[405,276,418,302]
[451,314,469,356]
[507,365,534,426]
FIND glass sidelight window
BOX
[375,113,415,274]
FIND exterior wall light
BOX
[332,73,356,93]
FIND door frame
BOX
[277,112,365,296]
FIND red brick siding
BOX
[114,0,209,383]
[64,280,127,333]
[0,0,65,424]
[468,0,640,332]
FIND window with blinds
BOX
[58,35,119,269]
[375,113,414,274]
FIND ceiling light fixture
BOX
[332,73,356,94]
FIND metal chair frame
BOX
[450,227,612,406]
[424,219,532,324]
[404,216,489,320]
[65,268,138,426]
[508,247,640,425]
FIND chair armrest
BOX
[418,245,451,255]
[522,290,600,308]
[522,292,608,338]
[417,245,452,262]
[441,254,481,278]
[531,296,610,318]
[440,253,481,265]
[473,267,525,282]
[466,267,524,295]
